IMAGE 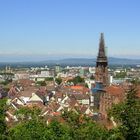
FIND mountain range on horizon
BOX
[40,57,140,65]
[0,57,140,66]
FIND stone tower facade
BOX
[95,33,108,86]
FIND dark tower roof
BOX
[97,33,108,65]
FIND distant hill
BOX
[40,57,140,65]
[41,58,96,65]
[0,57,140,67]
[108,57,140,65]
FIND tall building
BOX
[95,33,108,86]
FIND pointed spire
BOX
[96,33,107,64]
[98,33,106,58]
[95,33,108,86]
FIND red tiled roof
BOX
[53,112,61,116]
[137,92,140,97]
[26,101,44,108]
[68,86,89,93]
[80,106,88,113]
[68,99,79,107]
[18,79,34,87]
[72,94,89,100]
[105,85,125,96]
[70,86,85,90]
[136,86,140,97]
[20,86,37,97]
[8,86,18,97]
[55,92,63,98]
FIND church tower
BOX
[95,33,108,86]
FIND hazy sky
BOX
[0,0,140,61]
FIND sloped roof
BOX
[20,86,37,97]
[72,94,89,100]
[105,85,125,96]
[17,79,34,87]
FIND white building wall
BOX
[29,93,43,102]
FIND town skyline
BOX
[0,1,140,138]
[0,0,140,61]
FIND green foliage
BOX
[15,107,41,122]
[120,88,140,139]
[0,73,14,76]
[9,120,47,140]
[67,76,85,85]
[36,81,46,86]
[9,119,73,140]
[0,99,7,138]
[3,87,10,92]
[62,110,81,128]
[108,128,125,140]
[61,110,108,140]
[46,120,72,140]
[0,79,12,85]
[10,107,47,140]
[55,78,62,85]
[85,83,89,88]
[114,71,126,79]
[45,77,53,81]
[130,78,140,85]
[78,122,108,140]
[90,75,95,80]
[9,110,109,140]
[109,86,140,140]
[108,102,125,123]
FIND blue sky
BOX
[0,0,140,61]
